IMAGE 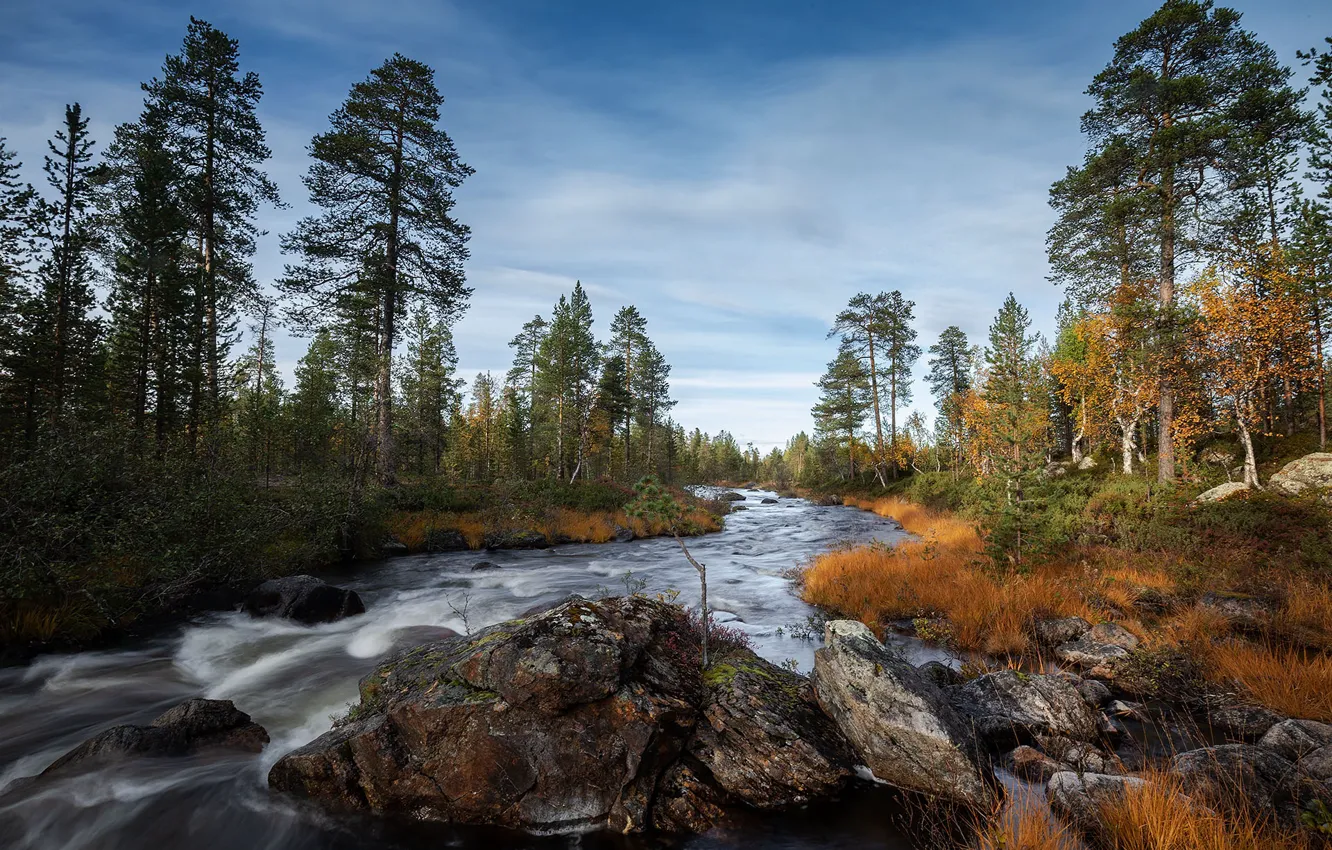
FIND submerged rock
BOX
[760,497,778,504]
[811,620,994,807]
[41,698,268,777]
[244,575,365,624]
[949,669,1101,747]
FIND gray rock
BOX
[1075,679,1112,708]
[380,537,409,556]
[612,525,635,543]
[483,529,549,550]
[1087,622,1139,651]
[760,498,778,505]
[720,492,746,502]
[1172,744,1315,827]
[1268,452,1332,498]
[1054,638,1131,674]
[949,670,1101,747]
[424,529,469,552]
[812,620,994,807]
[471,561,501,571]
[244,575,365,624]
[1193,482,1250,504]
[1260,719,1332,761]
[1208,704,1285,741]
[1047,771,1146,833]
[1199,592,1271,631]
[1033,617,1092,646]
[1300,745,1332,782]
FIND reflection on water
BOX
[0,491,948,850]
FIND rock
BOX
[1106,699,1147,719]
[244,575,365,625]
[1087,622,1139,651]
[1004,745,1061,782]
[612,525,636,543]
[1054,637,1131,675]
[1301,745,1332,782]
[651,760,728,832]
[918,661,962,689]
[1199,592,1271,631]
[816,495,842,507]
[470,561,501,571]
[269,596,702,834]
[1208,705,1285,741]
[1268,452,1332,498]
[690,651,853,808]
[1047,771,1146,833]
[744,482,758,489]
[1077,456,1098,471]
[949,670,1101,747]
[425,529,470,552]
[1172,744,1315,826]
[720,492,746,502]
[1193,481,1250,504]
[1259,719,1332,761]
[381,537,409,556]
[1042,461,1068,479]
[760,498,778,505]
[42,699,268,777]
[483,529,549,550]
[1033,617,1091,646]
[812,620,994,807]
[1043,738,1123,775]
[518,593,587,618]
[1076,679,1112,708]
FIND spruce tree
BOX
[0,137,34,448]
[609,306,648,475]
[397,307,460,477]
[880,290,920,472]
[281,53,472,484]
[534,283,598,480]
[812,346,871,479]
[634,339,674,474]
[506,314,547,477]
[289,329,341,473]
[926,325,972,470]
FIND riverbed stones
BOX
[483,529,549,550]
[812,620,994,807]
[1199,592,1272,631]
[1207,704,1285,741]
[1075,679,1112,708]
[720,492,746,502]
[949,670,1102,747]
[1004,745,1061,782]
[1171,744,1316,826]
[1054,636,1131,676]
[1259,719,1332,761]
[424,529,469,551]
[1087,622,1139,651]
[40,698,269,777]
[243,575,365,624]
[689,650,853,808]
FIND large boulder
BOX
[41,698,268,777]
[811,620,994,807]
[1207,704,1285,741]
[269,596,700,833]
[1087,622,1139,651]
[689,651,853,809]
[1033,617,1091,646]
[1259,719,1332,761]
[720,492,746,502]
[1047,771,1145,834]
[244,575,365,624]
[1171,744,1318,827]
[1054,637,1131,675]
[1268,453,1332,498]
[949,669,1102,747]
[1193,482,1250,504]
[483,529,549,550]
[424,529,470,552]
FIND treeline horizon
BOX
[0,16,766,493]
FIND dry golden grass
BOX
[1278,579,1332,650]
[1097,770,1312,850]
[805,497,1093,655]
[976,796,1073,850]
[1155,603,1233,650]
[1208,641,1332,722]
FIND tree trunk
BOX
[1118,415,1138,476]
[1236,403,1260,489]
[675,534,708,669]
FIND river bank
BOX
[0,479,728,663]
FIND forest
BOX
[0,19,763,650]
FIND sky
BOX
[2,0,1331,450]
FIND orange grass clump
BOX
[1154,603,1233,650]
[1207,641,1332,723]
[1096,770,1312,850]
[1278,579,1332,650]
[802,498,1092,655]
[976,796,1073,850]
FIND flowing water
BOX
[0,491,967,850]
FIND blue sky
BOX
[3,0,1330,449]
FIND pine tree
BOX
[812,346,871,479]
[1078,0,1296,481]
[1299,38,1332,202]
[534,283,598,481]
[829,292,889,476]
[595,354,633,477]
[609,306,648,476]
[506,314,547,478]
[280,53,472,484]
[145,17,280,429]
[880,290,921,473]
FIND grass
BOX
[1206,641,1332,723]
[1096,770,1314,850]
[974,795,1074,850]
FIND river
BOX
[0,490,966,850]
